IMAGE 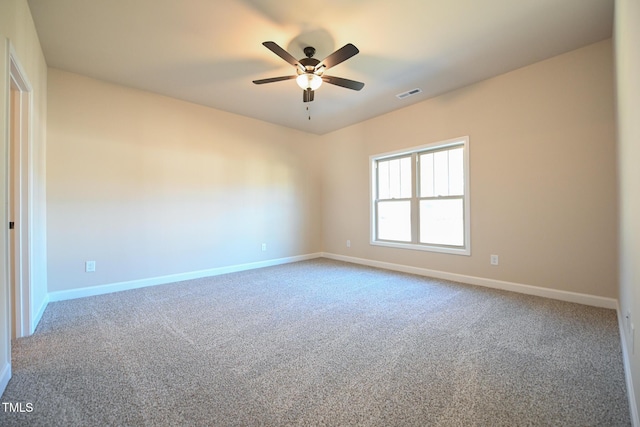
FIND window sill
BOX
[370,240,471,256]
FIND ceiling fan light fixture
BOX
[296,73,323,91]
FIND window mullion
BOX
[376,161,381,200]
[411,153,419,244]
[447,149,450,196]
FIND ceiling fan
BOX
[253,41,365,102]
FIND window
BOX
[370,136,470,255]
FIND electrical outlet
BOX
[490,255,499,266]
[261,243,267,252]
[346,240,351,248]
[85,260,96,272]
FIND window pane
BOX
[378,161,390,199]
[377,156,411,200]
[377,200,411,242]
[420,147,464,197]
[399,157,412,198]
[448,147,464,195]
[420,199,463,246]
[419,153,434,197]
[389,159,401,197]
[433,151,449,196]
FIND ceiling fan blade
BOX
[262,41,303,71]
[303,89,315,103]
[317,43,359,70]
[322,75,365,91]
[253,75,296,85]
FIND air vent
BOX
[396,88,422,99]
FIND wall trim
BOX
[618,303,640,427]
[0,362,10,396]
[31,293,49,334]
[48,251,618,308]
[8,43,35,340]
[48,253,322,302]
[322,252,618,309]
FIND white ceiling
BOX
[27,0,614,135]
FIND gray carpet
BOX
[0,258,631,426]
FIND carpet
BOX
[0,259,631,426]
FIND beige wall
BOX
[321,39,617,298]
[615,0,640,419]
[47,40,617,300]
[0,0,47,391]
[46,69,322,292]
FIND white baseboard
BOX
[48,251,616,308]
[31,294,50,334]
[0,362,10,396]
[321,252,618,309]
[45,250,616,309]
[618,304,640,427]
[48,253,322,302]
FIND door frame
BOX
[8,45,33,339]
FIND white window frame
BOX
[370,136,471,256]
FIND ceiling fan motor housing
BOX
[303,46,316,58]
[298,49,322,76]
